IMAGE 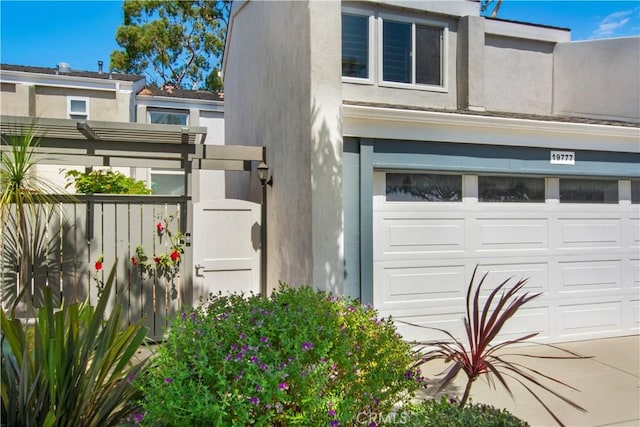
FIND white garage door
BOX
[373,171,639,344]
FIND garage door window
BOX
[479,176,545,202]
[386,173,461,201]
[559,178,618,203]
[632,180,640,204]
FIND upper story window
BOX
[68,97,89,119]
[148,108,189,125]
[379,14,447,90]
[342,13,370,80]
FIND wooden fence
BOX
[1,195,190,340]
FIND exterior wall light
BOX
[257,161,273,186]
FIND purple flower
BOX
[250,356,260,364]
[328,409,336,417]
[330,421,340,426]
[369,423,377,427]
[255,385,263,392]
[135,412,144,423]
[240,332,247,340]
[259,363,269,370]
[449,397,457,404]
[181,312,187,321]
[278,382,289,391]
[164,377,173,384]
[348,306,355,312]
[301,341,314,351]
[260,336,268,343]
[250,396,260,405]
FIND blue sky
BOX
[1,0,639,73]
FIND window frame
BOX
[147,108,190,126]
[377,12,448,92]
[341,7,375,85]
[478,175,546,203]
[385,171,463,202]
[67,96,89,119]
[558,178,619,204]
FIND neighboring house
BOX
[0,63,226,199]
[223,0,640,343]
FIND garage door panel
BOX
[374,214,465,257]
[632,218,640,248]
[497,306,550,342]
[558,301,623,339]
[375,263,466,309]
[476,218,548,250]
[558,260,622,294]
[631,259,640,290]
[390,313,467,343]
[630,300,640,332]
[476,263,548,295]
[557,218,621,249]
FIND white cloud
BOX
[591,8,638,38]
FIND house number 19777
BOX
[550,151,575,165]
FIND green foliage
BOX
[0,264,149,426]
[406,266,587,425]
[138,285,424,426]
[64,169,152,194]
[395,396,529,427]
[110,0,230,90]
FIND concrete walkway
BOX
[417,335,640,426]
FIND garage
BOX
[373,170,639,343]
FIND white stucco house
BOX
[0,63,225,198]
[223,0,640,343]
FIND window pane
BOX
[559,179,618,203]
[342,14,368,78]
[149,111,188,125]
[383,20,411,83]
[479,176,545,202]
[151,172,184,196]
[631,180,640,204]
[416,25,441,86]
[69,99,86,113]
[386,173,462,202]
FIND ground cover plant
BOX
[138,285,425,426]
[0,265,149,426]
[395,396,529,427]
[405,266,587,426]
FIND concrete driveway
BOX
[417,335,640,427]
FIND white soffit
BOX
[342,104,640,153]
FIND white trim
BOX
[341,7,375,85]
[377,12,448,92]
[67,96,89,119]
[484,18,571,43]
[342,104,640,153]
[136,95,224,112]
[0,69,145,93]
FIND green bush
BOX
[138,285,424,426]
[0,265,149,426]
[394,396,529,427]
[65,169,152,194]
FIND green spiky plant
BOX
[0,124,69,314]
[406,266,588,426]
[1,263,149,426]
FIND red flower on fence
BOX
[131,256,138,266]
[95,255,103,271]
[154,256,161,264]
[170,250,180,262]
[156,221,165,235]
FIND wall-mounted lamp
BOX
[257,161,273,186]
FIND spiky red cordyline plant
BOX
[404,266,588,426]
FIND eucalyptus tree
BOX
[110,0,230,91]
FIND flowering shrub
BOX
[131,216,184,287]
[138,285,424,425]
